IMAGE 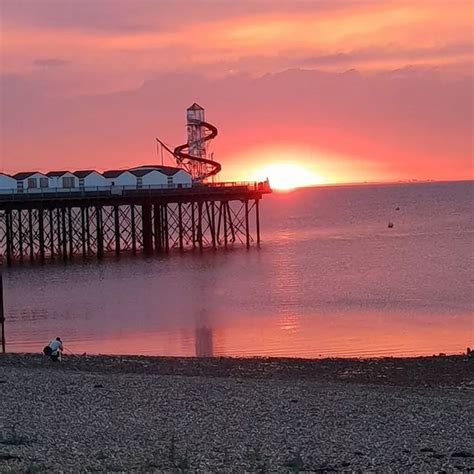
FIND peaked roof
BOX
[129,165,183,176]
[155,166,182,176]
[12,171,46,180]
[103,169,131,178]
[47,171,71,178]
[73,170,99,178]
[129,169,154,177]
[188,102,204,111]
[0,172,15,179]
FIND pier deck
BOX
[0,182,271,265]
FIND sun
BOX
[253,163,324,190]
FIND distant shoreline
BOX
[272,178,474,192]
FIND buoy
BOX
[388,222,394,228]
[395,207,400,211]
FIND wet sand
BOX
[1,354,473,472]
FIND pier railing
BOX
[0,181,271,201]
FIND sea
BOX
[4,181,473,358]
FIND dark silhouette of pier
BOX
[0,182,270,265]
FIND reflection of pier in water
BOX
[195,326,214,357]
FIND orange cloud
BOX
[0,1,472,182]
[2,0,472,85]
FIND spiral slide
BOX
[173,119,221,181]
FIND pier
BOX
[0,103,272,265]
[0,182,270,265]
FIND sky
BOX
[0,0,473,185]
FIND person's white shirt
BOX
[49,340,62,352]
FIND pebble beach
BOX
[0,354,473,472]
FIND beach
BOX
[1,354,473,472]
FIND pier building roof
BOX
[73,170,98,178]
[12,172,46,180]
[103,170,130,179]
[46,171,71,178]
[129,165,183,176]
[129,169,155,178]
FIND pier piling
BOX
[0,184,269,265]
[0,271,5,353]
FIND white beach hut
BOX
[12,172,51,193]
[129,168,167,189]
[0,173,17,194]
[73,170,109,190]
[46,171,79,190]
[164,168,192,188]
[129,165,192,189]
[103,170,137,188]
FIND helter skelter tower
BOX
[187,103,206,174]
[173,103,221,182]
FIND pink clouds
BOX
[0,0,472,183]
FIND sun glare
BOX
[255,163,324,190]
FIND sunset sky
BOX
[0,0,472,185]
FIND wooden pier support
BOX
[0,187,268,265]
[28,208,34,262]
[0,272,5,353]
[226,202,235,243]
[223,201,228,247]
[80,207,87,259]
[114,205,121,256]
[49,209,55,260]
[38,209,45,262]
[163,204,169,252]
[56,208,61,259]
[191,202,196,248]
[85,207,91,254]
[96,206,104,259]
[197,202,203,251]
[61,207,67,261]
[245,200,250,248]
[68,207,73,260]
[153,203,160,252]
[256,198,261,245]
[142,204,153,255]
[131,204,137,255]
[178,203,184,251]
[4,210,12,267]
[18,211,23,262]
[206,201,216,249]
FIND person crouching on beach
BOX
[43,337,63,362]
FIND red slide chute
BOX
[173,118,221,181]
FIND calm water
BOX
[4,181,473,358]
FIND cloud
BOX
[3,1,472,88]
[0,0,365,33]
[1,1,472,182]
[1,67,472,182]
[302,43,473,68]
[34,58,70,68]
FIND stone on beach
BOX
[0,354,472,472]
